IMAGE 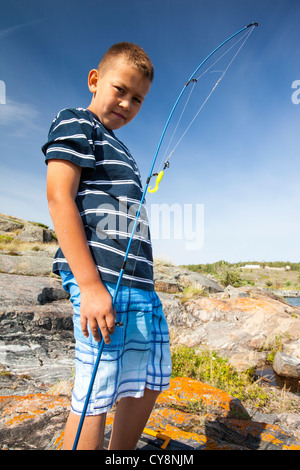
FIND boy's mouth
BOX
[112,111,126,121]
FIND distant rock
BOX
[163,286,300,373]
[0,213,56,243]
[17,226,54,243]
[0,218,24,233]
[0,213,57,276]
[273,352,300,380]
[154,262,223,294]
[0,251,54,276]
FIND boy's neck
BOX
[86,108,100,122]
[85,108,114,133]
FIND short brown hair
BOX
[97,42,154,82]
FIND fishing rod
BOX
[72,21,258,450]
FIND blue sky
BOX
[0,0,299,265]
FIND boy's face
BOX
[87,57,151,130]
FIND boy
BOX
[42,42,172,450]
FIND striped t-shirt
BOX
[42,107,154,290]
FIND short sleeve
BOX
[42,108,96,170]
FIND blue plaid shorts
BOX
[60,271,172,416]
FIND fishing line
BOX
[155,24,256,176]
[161,79,197,163]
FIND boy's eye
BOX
[114,86,142,105]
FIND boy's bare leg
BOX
[108,388,161,450]
[63,411,107,450]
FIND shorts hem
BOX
[70,383,170,417]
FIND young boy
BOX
[42,42,172,450]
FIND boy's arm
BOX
[47,159,115,344]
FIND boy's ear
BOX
[88,69,99,93]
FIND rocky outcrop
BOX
[1,254,300,378]
[0,273,73,384]
[0,217,300,450]
[0,251,55,277]
[154,262,223,294]
[0,213,56,244]
[163,289,300,375]
[1,376,299,450]
[153,263,300,377]
[0,213,56,276]
[2,268,299,381]
[0,392,70,450]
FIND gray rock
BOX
[153,262,223,294]
[176,271,223,293]
[0,212,56,244]
[224,285,250,298]
[158,283,300,375]
[0,273,74,385]
[16,224,45,242]
[0,272,66,306]
[0,220,24,233]
[273,351,300,379]
[37,286,70,304]
[0,252,53,276]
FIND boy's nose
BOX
[119,98,130,111]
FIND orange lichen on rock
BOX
[195,296,281,314]
[148,407,200,432]
[105,411,115,426]
[52,430,64,450]
[208,418,300,450]
[150,422,207,446]
[146,408,245,450]
[0,393,69,427]
[157,377,244,417]
[146,378,300,450]
[2,377,300,450]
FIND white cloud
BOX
[0,99,43,138]
[0,19,42,40]
[0,99,39,126]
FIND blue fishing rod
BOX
[72,21,258,450]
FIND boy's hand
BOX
[79,282,116,344]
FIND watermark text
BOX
[291,80,300,105]
[93,199,204,251]
[0,80,6,104]
[150,203,204,251]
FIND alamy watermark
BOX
[291,80,300,105]
[94,199,204,251]
[149,203,204,251]
[0,80,6,104]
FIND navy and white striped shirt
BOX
[42,107,154,290]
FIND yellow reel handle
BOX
[148,170,164,193]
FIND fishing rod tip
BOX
[247,22,258,28]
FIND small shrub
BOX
[0,234,14,243]
[219,269,245,288]
[180,285,208,302]
[171,346,269,406]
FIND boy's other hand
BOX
[80,282,116,344]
